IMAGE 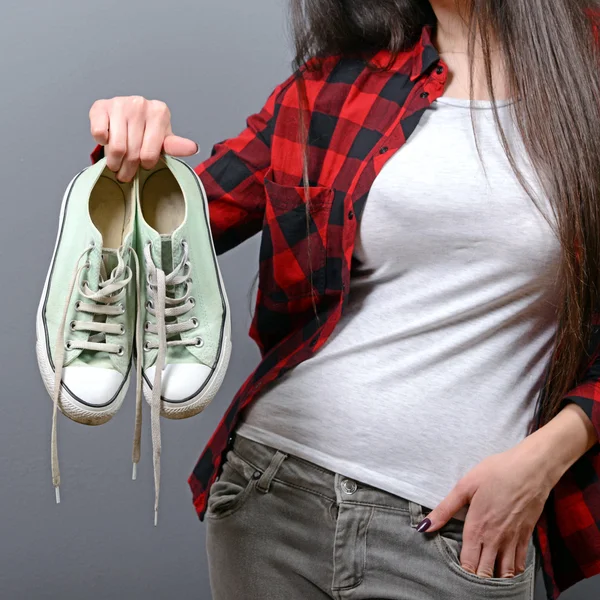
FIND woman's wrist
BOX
[521,403,597,487]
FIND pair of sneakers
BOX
[36,154,231,524]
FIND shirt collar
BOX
[409,23,440,81]
[370,22,440,81]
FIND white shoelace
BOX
[52,240,197,525]
[52,243,141,504]
[141,240,201,526]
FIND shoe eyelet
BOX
[187,278,193,285]
[181,240,188,249]
[65,341,73,351]
[89,240,95,248]
[146,300,154,310]
[81,280,89,289]
[144,321,150,331]
[117,346,124,356]
[119,324,125,335]
[143,341,152,352]
[74,301,81,311]
[189,297,196,306]
[69,320,77,331]
[117,302,125,314]
[195,336,204,348]
[191,318,199,328]
[84,261,91,270]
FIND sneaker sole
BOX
[35,166,129,426]
[141,158,232,420]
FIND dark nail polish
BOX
[416,518,431,533]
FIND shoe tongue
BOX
[160,235,174,273]
[102,249,119,278]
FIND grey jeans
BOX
[205,432,540,600]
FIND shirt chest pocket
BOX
[259,171,335,306]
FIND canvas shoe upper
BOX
[36,157,138,502]
[134,154,231,524]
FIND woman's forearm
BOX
[522,403,598,487]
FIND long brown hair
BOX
[289,0,600,430]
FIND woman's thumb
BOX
[163,134,200,157]
[416,483,472,533]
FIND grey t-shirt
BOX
[236,94,562,513]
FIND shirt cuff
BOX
[91,144,105,164]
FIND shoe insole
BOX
[141,169,185,235]
[89,175,128,250]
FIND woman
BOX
[89,1,600,598]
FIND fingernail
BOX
[416,518,431,533]
[193,143,200,155]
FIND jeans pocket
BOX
[423,506,536,588]
[206,450,257,520]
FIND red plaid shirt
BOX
[92,19,600,600]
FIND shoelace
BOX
[52,243,142,504]
[139,240,201,526]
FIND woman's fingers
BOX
[139,121,165,170]
[514,535,531,575]
[458,522,483,575]
[90,96,199,177]
[104,100,128,174]
[474,543,499,578]
[139,101,171,170]
[117,98,146,182]
[89,100,110,145]
[495,539,519,578]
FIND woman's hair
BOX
[289,0,600,431]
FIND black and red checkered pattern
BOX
[90,19,600,600]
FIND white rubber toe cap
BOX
[62,366,125,407]
[145,363,212,402]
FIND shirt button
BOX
[420,91,429,99]
[436,65,444,74]
[379,146,389,154]
[309,338,318,348]
[341,478,358,494]
[347,210,354,220]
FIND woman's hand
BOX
[418,403,597,579]
[419,444,551,579]
[89,96,199,183]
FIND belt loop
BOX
[408,500,426,528]
[256,450,287,494]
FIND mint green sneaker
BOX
[36,157,139,502]
[135,154,231,524]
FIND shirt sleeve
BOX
[191,72,297,255]
[559,318,600,441]
[90,71,298,255]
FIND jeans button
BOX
[341,478,357,494]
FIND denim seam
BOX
[362,507,375,579]
[341,500,410,513]
[270,477,336,503]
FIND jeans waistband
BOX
[231,432,418,514]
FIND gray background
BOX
[0,1,596,598]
